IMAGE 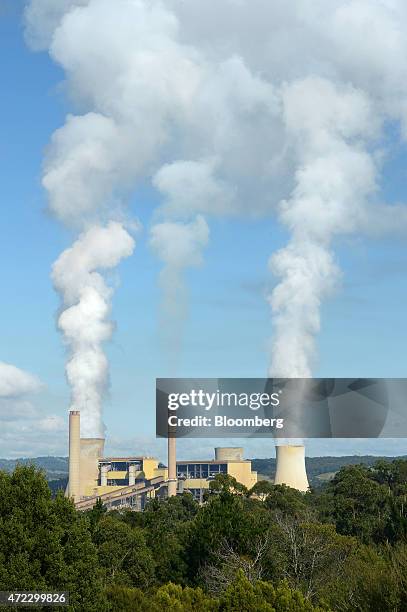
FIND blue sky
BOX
[1,2,407,459]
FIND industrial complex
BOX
[67,410,309,511]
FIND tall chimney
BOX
[68,410,81,502]
[167,437,177,497]
[274,444,309,492]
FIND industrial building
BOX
[67,411,260,511]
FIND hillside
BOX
[0,457,68,480]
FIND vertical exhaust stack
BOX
[68,410,81,502]
[167,437,177,497]
[274,445,309,492]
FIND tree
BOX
[199,537,270,595]
[186,487,252,580]
[320,465,389,543]
[323,545,400,612]
[106,582,218,611]
[140,495,199,584]
[93,515,155,589]
[208,474,248,497]
[248,480,275,502]
[0,466,108,611]
[268,514,355,601]
[219,570,328,612]
[264,484,309,517]
[87,497,107,531]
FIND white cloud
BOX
[0,362,43,398]
[0,364,66,459]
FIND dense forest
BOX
[0,459,406,611]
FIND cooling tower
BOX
[215,447,244,461]
[167,437,177,497]
[79,438,105,498]
[274,444,309,492]
[68,410,81,502]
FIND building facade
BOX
[177,447,257,501]
[74,447,257,505]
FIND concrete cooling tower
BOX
[215,447,244,461]
[274,444,309,492]
[68,410,105,501]
[79,437,105,498]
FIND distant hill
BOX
[251,455,407,487]
[0,457,68,481]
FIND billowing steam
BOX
[150,215,209,356]
[269,78,377,377]
[52,223,134,437]
[25,1,407,437]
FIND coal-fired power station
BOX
[66,410,309,510]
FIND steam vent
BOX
[274,444,309,492]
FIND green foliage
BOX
[249,480,275,501]
[105,584,145,611]
[1,458,406,611]
[105,573,326,612]
[106,582,217,611]
[318,460,407,544]
[322,545,401,611]
[139,494,199,584]
[186,485,253,579]
[92,515,155,589]
[219,571,327,612]
[319,464,388,542]
[208,473,248,497]
[267,518,356,600]
[263,484,309,517]
[87,496,107,530]
[0,466,107,611]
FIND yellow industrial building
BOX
[76,449,257,508]
[68,411,258,511]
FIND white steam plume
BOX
[269,78,378,377]
[52,223,134,437]
[150,160,223,351]
[150,216,209,353]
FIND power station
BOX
[66,410,309,510]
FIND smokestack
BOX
[68,410,81,502]
[167,437,177,497]
[274,444,309,492]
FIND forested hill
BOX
[0,456,68,480]
[1,455,407,488]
